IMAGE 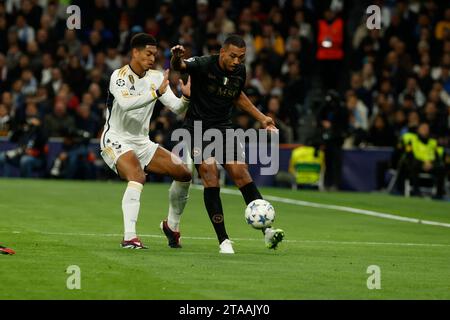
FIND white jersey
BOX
[102,65,189,145]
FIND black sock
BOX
[239,182,269,234]
[204,187,229,244]
[239,181,263,205]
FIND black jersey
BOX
[182,55,246,130]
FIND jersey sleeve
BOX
[109,70,158,111]
[184,56,210,74]
[159,87,190,115]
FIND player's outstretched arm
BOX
[158,70,191,115]
[110,70,159,111]
[235,92,278,132]
[170,45,187,72]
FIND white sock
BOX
[122,181,143,241]
[167,180,191,231]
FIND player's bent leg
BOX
[145,147,192,248]
[145,146,191,182]
[116,151,146,185]
[199,160,233,253]
[116,151,147,249]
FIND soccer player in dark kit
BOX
[170,35,284,254]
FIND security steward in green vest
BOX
[401,123,445,199]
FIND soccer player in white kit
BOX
[100,33,192,249]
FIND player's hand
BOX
[158,69,170,95]
[261,116,278,132]
[180,76,191,98]
[171,45,185,58]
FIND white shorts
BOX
[100,131,159,174]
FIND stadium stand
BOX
[0,0,448,195]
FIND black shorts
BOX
[184,126,246,164]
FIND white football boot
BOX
[219,239,235,254]
[264,228,285,249]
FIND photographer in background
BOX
[0,103,47,177]
[317,90,349,190]
[49,127,95,180]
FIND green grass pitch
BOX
[0,179,449,299]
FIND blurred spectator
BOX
[21,69,37,96]
[435,7,450,40]
[264,96,293,144]
[345,91,368,147]
[398,76,426,108]
[368,114,396,147]
[207,6,235,42]
[10,14,35,45]
[316,8,344,91]
[0,102,47,177]
[62,29,81,56]
[65,55,86,98]
[0,103,11,136]
[317,90,349,190]
[254,24,285,57]
[234,111,252,131]
[44,100,75,138]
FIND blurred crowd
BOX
[0,0,449,184]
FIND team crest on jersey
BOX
[116,79,125,87]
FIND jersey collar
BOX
[128,64,146,79]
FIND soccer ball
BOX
[245,199,275,229]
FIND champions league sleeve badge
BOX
[116,79,126,87]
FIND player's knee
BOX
[200,165,219,187]
[127,171,146,185]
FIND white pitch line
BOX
[2,230,450,248]
[190,186,450,229]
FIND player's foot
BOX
[219,239,235,254]
[264,228,285,249]
[120,237,148,249]
[160,220,182,248]
[0,245,15,255]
